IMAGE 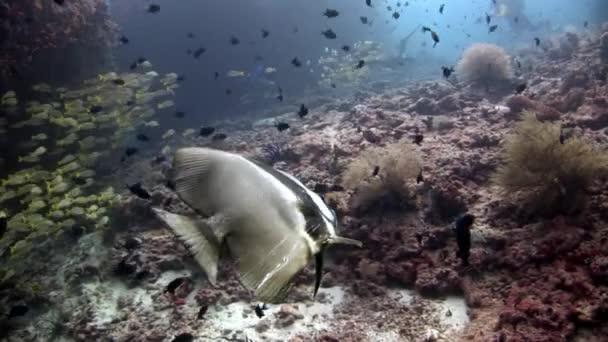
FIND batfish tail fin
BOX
[152,207,221,285]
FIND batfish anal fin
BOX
[327,236,363,248]
[313,245,326,299]
[152,207,221,285]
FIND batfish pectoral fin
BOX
[152,207,222,286]
[227,227,312,304]
[327,236,363,248]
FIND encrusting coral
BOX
[492,111,608,217]
[455,43,513,88]
[342,141,421,213]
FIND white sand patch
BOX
[196,287,345,341]
[388,288,469,335]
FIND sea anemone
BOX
[455,43,513,87]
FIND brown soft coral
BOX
[456,43,513,87]
[492,112,608,217]
[342,142,421,213]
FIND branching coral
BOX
[455,43,513,87]
[492,112,608,217]
[343,142,421,213]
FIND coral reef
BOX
[601,32,608,63]
[0,0,117,88]
[342,142,421,213]
[492,112,608,216]
[455,43,513,88]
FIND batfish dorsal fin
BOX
[328,236,363,247]
[172,148,219,216]
[152,208,221,285]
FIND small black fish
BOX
[137,57,147,64]
[322,29,337,39]
[298,104,309,118]
[165,277,187,294]
[387,6,392,11]
[8,305,28,319]
[514,16,519,23]
[413,133,424,145]
[262,29,269,38]
[193,47,206,58]
[177,75,185,82]
[197,305,208,320]
[392,12,400,19]
[365,0,372,7]
[441,66,454,78]
[53,0,65,5]
[342,45,351,52]
[488,25,498,33]
[584,21,588,28]
[187,32,195,39]
[128,182,151,200]
[516,60,522,69]
[254,304,268,318]
[74,177,87,186]
[212,133,227,141]
[214,72,220,80]
[136,133,150,142]
[119,36,129,44]
[372,166,380,176]
[147,4,160,13]
[454,214,474,266]
[230,36,240,45]
[130,62,138,70]
[534,37,540,47]
[485,13,491,25]
[126,100,135,106]
[331,83,337,88]
[360,16,368,24]
[125,147,139,157]
[172,333,194,342]
[515,83,527,94]
[90,105,103,114]
[431,31,440,47]
[439,4,445,14]
[422,26,432,33]
[356,60,365,69]
[113,79,126,86]
[323,9,339,18]
[199,126,215,137]
[225,89,232,95]
[416,170,423,184]
[175,111,185,118]
[276,122,290,132]
[277,94,284,102]
[291,57,302,67]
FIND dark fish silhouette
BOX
[439,4,445,14]
[193,47,206,58]
[214,72,220,80]
[165,277,188,294]
[393,12,400,19]
[322,29,337,39]
[125,147,139,157]
[90,105,103,114]
[534,37,541,46]
[175,111,186,118]
[298,104,309,118]
[276,122,290,132]
[148,4,160,13]
[356,60,365,69]
[291,57,302,67]
[441,66,455,78]
[255,304,268,318]
[262,29,269,38]
[372,166,380,176]
[199,127,216,137]
[515,83,527,94]
[128,182,151,200]
[8,305,28,319]
[113,79,126,85]
[360,16,368,24]
[489,25,498,33]
[119,36,129,44]
[136,133,150,142]
[342,45,351,52]
[365,0,372,7]
[230,36,240,45]
[413,133,424,145]
[454,214,474,266]
[323,9,339,18]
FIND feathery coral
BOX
[456,43,513,87]
[492,112,608,216]
[343,142,421,212]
